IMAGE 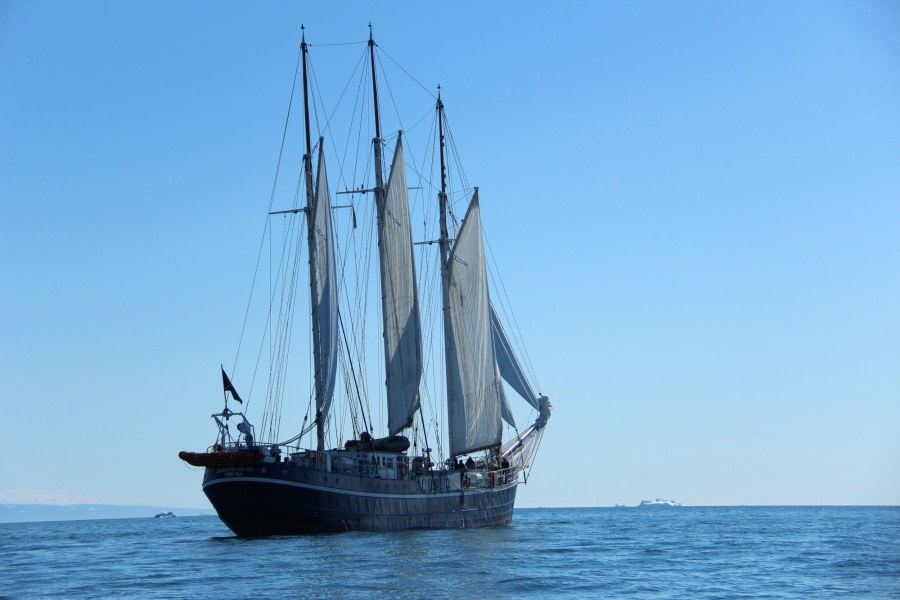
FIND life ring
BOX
[463,475,471,489]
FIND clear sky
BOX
[1,1,898,509]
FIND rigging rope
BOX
[226,33,543,457]
[485,236,542,396]
[374,44,438,100]
[231,42,304,402]
[309,40,367,47]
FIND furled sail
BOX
[311,145,338,419]
[377,134,423,435]
[446,191,503,456]
[491,305,540,411]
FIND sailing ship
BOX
[179,26,551,535]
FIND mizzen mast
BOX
[300,26,340,456]
[300,26,327,454]
[368,25,391,431]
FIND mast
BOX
[437,89,450,281]
[440,94,503,458]
[370,24,421,435]
[301,26,312,164]
[368,25,384,161]
[368,26,388,433]
[436,90,459,455]
[368,24,387,313]
[301,26,326,454]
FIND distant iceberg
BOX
[638,499,682,507]
[0,504,213,523]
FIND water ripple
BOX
[1,507,898,598]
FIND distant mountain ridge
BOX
[0,504,215,523]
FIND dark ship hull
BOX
[202,462,517,535]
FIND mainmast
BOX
[369,24,400,435]
[368,26,424,436]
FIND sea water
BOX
[0,507,897,598]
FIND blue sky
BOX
[1,1,898,508]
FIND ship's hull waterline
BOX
[202,464,517,535]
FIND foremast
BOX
[437,92,551,462]
[437,94,506,459]
[435,91,464,458]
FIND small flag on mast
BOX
[221,366,243,404]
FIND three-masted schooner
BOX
[179,27,551,535]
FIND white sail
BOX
[446,191,503,456]
[491,305,540,411]
[311,146,338,419]
[377,135,423,435]
[498,370,516,428]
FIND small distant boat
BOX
[154,512,176,518]
[638,499,682,507]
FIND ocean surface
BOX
[1,506,897,599]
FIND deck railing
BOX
[204,440,522,487]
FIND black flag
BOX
[221,366,243,404]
